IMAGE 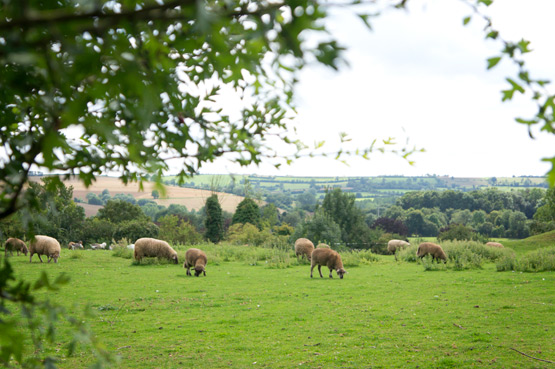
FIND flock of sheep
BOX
[4,235,504,278]
[2,236,208,277]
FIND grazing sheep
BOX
[4,237,28,257]
[127,244,135,250]
[387,239,410,254]
[184,248,207,277]
[90,242,107,250]
[134,238,178,264]
[486,241,504,248]
[316,243,331,249]
[29,235,61,263]
[310,248,346,279]
[294,238,315,262]
[416,242,447,263]
[68,241,84,250]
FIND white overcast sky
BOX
[198,0,555,178]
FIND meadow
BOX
[7,243,555,369]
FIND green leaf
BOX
[357,14,374,31]
[463,16,471,26]
[515,117,539,125]
[486,56,502,70]
[542,157,555,187]
[507,78,525,93]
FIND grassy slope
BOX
[9,249,555,369]
[503,230,555,254]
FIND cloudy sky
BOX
[199,0,555,178]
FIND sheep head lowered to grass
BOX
[310,248,346,279]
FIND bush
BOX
[113,219,159,242]
[226,223,271,246]
[112,246,133,259]
[158,215,203,245]
[397,245,419,262]
[438,224,486,242]
[420,255,447,271]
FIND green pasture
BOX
[6,243,555,369]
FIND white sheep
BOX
[90,242,107,250]
[29,235,61,263]
[134,238,178,264]
[184,248,207,276]
[4,237,28,257]
[310,248,346,279]
[127,244,135,250]
[485,241,504,248]
[387,239,410,254]
[294,238,315,261]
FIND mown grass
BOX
[6,245,555,369]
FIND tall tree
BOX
[97,199,148,224]
[321,188,370,246]
[232,198,260,228]
[204,194,224,243]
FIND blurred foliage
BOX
[0,257,117,367]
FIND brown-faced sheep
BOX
[486,241,504,248]
[29,235,61,263]
[310,248,346,279]
[416,242,447,263]
[387,239,410,254]
[4,237,28,257]
[294,238,315,261]
[68,241,83,250]
[134,238,178,264]
[184,248,207,277]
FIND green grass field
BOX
[6,244,554,369]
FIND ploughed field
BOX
[9,249,555,368]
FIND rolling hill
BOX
[30,176,247,217]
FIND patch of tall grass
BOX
[397,241,514,270]
[496,246,555,272]
[114,239,379,270]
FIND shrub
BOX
[438,224,485,242]
[113,219,159,242]
[158,215,203,245]
[397,245,419,262]
[226,223,271,246]
[420,255,447,271]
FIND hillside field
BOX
[29,176,248,216]
[7,246,555,368]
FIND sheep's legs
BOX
[37,254,44,263]
[310,264,315,278]
[317,265,323,278]
[328,269,333,278]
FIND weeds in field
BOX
[341,249,379,267]
[68,251,84,259]
[497,246,555,272]
[111,246,133,259]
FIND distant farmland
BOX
[29,176,248,217]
